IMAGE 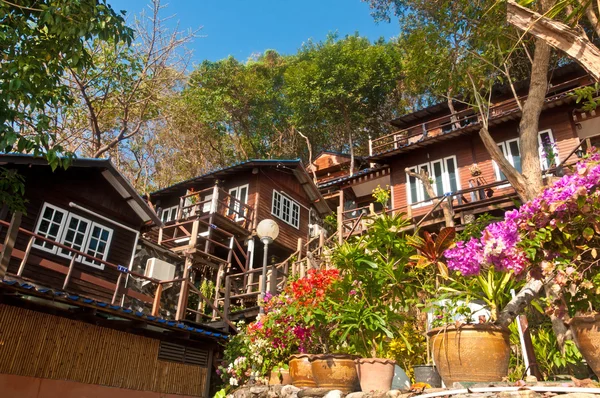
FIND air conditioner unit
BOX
[145,258,176,282]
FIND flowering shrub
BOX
[444,150,600,317]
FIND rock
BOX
[281,385,302,398]
[524,376,538,383]
[385,390,408,398]
[322,390,343,398]
[250,386,269,397]
[497,390,541,398]
[346,393,367,398]
[560,395,600,398]
[298,388,333,398]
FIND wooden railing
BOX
[369,78,593,156]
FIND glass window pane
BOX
[432,161,444,196]
[408,173,418,204]
[509,141,522,173]
[446,158,458,192]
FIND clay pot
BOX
[355,358,396,392]
[413,365,442,388]
[310,354,359,392]
[289,354,317,388]
[570,314,600,377]
[269,368,292,385]
[427,324,510,385]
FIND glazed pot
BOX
[310,354,359,392]
[289,354,317,388]
[570,314,600,377]
[355,358,396,392]
[427,324,510,385]
[413,365,442,388]
[269,368,292,385]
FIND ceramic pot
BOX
[570,314,600,377]
[289,354,317,388]
[355,358,396,392]
[427,324,510,385]
[269,368,292,385]
[310,354,359,392]
[413,365,442,388]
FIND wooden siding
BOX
[0,304,208,397]
[0,166,141,302]
[389,105,579,218]
[256,168,312,252]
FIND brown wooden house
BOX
[343,63,596,236]
[0,154,225,398]
[144,159,330,328]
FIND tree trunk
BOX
[543,282,572,352]
[518,36,551,200]
[496,278,544,327]
[405,168,455,227]
[447,93,461,130]
[479,127,536,200]
[507,0,600,81]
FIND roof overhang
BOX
[0,154,161,226]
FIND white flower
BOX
[230,378,238,386]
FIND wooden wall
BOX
[0,304,209,397]
[389,105,580,218]
[0,165,141,302]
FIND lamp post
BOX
[256,219,279,314]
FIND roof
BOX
[0,278,228,341]
[152,159,331,215]
[0,154,162,226]
[319,165,389,189]
[389,62,586,128]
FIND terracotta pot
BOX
[427,324,510,385]
[355,358,396,392]
[289,354,317,388]
[570,314,600,377]
[310,354,359,392]
[269,368,292,385]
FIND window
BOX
[494,130,559,181]
[228,184,249,220]
[406,156,460,206]
[33,203,113,270]
[161,206,178,223]
[271,190,300,229]
[158,341,209,367]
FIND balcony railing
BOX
[168,186,254,230]
[369,77,592,156]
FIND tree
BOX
[0,0,132,169]
[285,34,404,174]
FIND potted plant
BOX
[440,150,600,380]
[330,212,421,392]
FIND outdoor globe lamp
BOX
[257,219,279,313]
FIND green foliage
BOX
[407,227,456,278]
[0,0,133,166]
[571,83,600,112]
[372,184,391,209]
[0,168,27,214]
[323,212,338,234]
[330,212,424,357]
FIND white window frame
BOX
[81,222,113,269]
[161,205,178,223]
[56,213,92,260]
[271,190,300,229]
[406,155,460,208]
[228,184,249,221]
[494,130,559,182]
[33,202,114,270]
[33,203,68,255]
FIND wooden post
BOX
[152,283,163,316]
[297,238,303,261]
[337,190,344,245]
[177,197,184,220]
[176,220,198,321]
[0,211,22,279]
[157,227,163,245]
[212,263,225,320]
[205,183,219,253]
[63,255,77,290]
[223,275,231,324]
[17,235,35,277]
[111,273,123,305]
[269,265,278,294]
[319,229,325,251]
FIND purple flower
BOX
[349,289,357,296]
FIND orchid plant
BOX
[444,149,600,320]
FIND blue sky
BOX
[108,1,400,64]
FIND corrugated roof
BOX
[319,165,389,188]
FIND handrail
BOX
[342,213,365,240]
[370,78,594,155]
[180,187,213,200]
[0,219,158,283]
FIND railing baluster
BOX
[63,255,77,290]
[17,235,35,277]
[152,283,163,317]
[111,273,123,305]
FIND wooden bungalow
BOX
[0,154,224,398]
[144,159,330,328]
[348,63,596,236]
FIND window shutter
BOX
[158,341,209,367]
